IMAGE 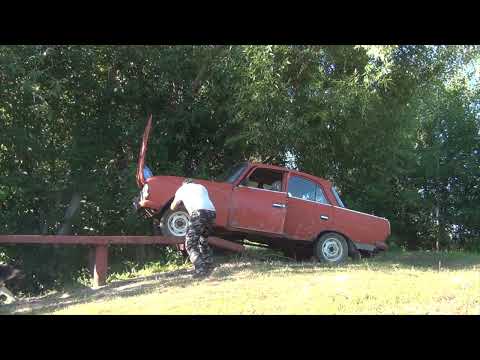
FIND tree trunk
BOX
[57,192,81,235]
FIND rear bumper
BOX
[353,241,388,253]
[374,241,388,251]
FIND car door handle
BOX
[320,215,329,220]
[272,203,286,208]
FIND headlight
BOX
[141,184,149,200]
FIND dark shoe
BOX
[192,269,209,279]
[192,264,209,279]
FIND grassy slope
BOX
[3,248,480,315]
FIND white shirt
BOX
[174,183,216,215]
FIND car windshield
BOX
[217,162,248,183]
[332,186,346,208]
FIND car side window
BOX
[240,168,284,192]
[288,176,316,201]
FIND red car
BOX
[133,116,390,263]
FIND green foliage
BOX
[1,45,479,294]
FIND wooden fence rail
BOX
[0,235,244,287]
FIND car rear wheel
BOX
[315,233,348,264]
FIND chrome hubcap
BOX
[167,211,189,236]
[322,238,343,262]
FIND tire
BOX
[155,208,190,256]
[159,207,190,238]
[314,232,348,264]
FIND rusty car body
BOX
[133,116,390,263]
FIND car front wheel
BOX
[315,233,348,264]
[159,208,190,238]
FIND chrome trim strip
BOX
[332,206,387,220]
[287,195,332,206]
[237,185,287,194]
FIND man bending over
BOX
[171,179,217,278]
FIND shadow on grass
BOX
[1,267,195,315]
[2,249,479,314]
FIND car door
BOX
[228,168,287,235]
[283,174,334,240]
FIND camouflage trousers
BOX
[185,209,216,274]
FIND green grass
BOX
[3,248,480,315]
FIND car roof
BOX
[249,162,333,188]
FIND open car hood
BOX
[136,114,153,188]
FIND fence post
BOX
[93,245,108,287]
